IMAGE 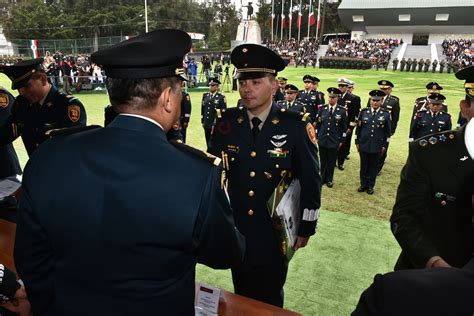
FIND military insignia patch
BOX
[449,134,455,139]
[428,136,437,145]
[217,120,231,135]
[267,148,288,157]
[306,122,317,145]
[237,116,244,124]
[68,105,81,122]
[271,117,280,125]
[0,94,9,108]
[439,134,447,142]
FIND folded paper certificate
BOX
[267,175,301,262]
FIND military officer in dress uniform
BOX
[14,29,245,316]
[375,80,400,174]
[412,82,448,129]
[201,77,227,147]
[276,84,306,112]
[297,75,324,123]
[209,43,321,307]
[180,84,192,143]
[338,79,361,165]
[0,87,21,178]
[409,93,452,141]
[316,87,347,188]
[273,77,287,103]
[390,65,474,271]
[0,58,87,157]
[336,78,358,170]
[355,90,391,195]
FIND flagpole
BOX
[271,0,274,41]
[298,0,302,42]
[307,0,312,38]
[144,0,148,33]
[316,0,321,38]
[288,0,293,40]
[280,0,285,40]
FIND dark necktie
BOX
[251,117,261,141]
[329,107,334,116]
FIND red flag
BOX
[297,12,302,28]
[309,11,315,26]
[281,13,286,29]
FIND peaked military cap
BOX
[0,58,44,90]
[347,80,356,87]
[426,82,443,91]
[91,29,191,80]
[378,80,394,88]
[428,92,446,104]
[327,87,342,97]
[313,76,320,83]
[231,44,285,79]
[455,65,474,99]
[303,74,315,83]
[284,84,299,93]
[337,78,350,86]
[278,77,288,83]
[369,89,386,101]
[209,77,221,85]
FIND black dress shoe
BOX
[326,182,333,188]
[357,186,366,192]
[337,165,345,171]
[367,188,375,195]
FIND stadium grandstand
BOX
[336,0,474,68]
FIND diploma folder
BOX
[267,175,301,262]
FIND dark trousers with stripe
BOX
[337,130,353,166]
[377,142,390,173]
[360,151,381,189]
[320,146,338,183]
[231,255,288,308]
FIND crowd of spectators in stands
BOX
[325,38,399,65]
[265,37,320,67]
[442,39,473,67]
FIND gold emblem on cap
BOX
[382,81,386,85]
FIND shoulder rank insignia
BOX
[170,141,221,166]
[302,112,310,122]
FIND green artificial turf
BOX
[1,67,465,315]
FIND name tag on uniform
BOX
[226,144,239,153]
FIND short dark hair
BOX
[106,77,182,113]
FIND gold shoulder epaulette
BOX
[170,141,221,166]
[46,125,101,137]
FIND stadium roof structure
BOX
[338,0,474,33]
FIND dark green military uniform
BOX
[201,78,227,146]
[0,86,86,157]
[209,43,321,308]
[391,127,474,269]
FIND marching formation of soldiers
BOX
[398,58,460,73]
